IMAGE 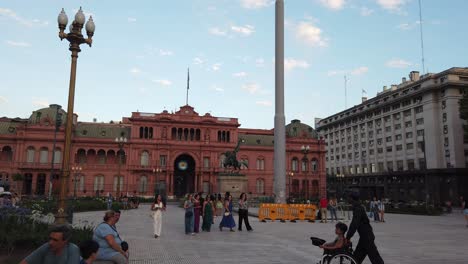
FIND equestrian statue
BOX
[223,139,248,172]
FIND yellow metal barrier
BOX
[259,203,317,222]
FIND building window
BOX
[160,155,167,167]
[419,158,426,169]
[79,175,85,192]
[386,146,392,152]
[257,158,265,170]
[240,157,249,170]
[417,129,424,136]
[386,136,392,142]
[301,159,308,172]
[256,178,265,194]
[203,157,210,169]
[39,148,48,164]
[416,118,424,125]
[405,121,412,128]
[385,126,391,132]
[138,176,148,193]
[406,143,414,150]
[94,175,104,191]
[397,160,404,171]
[407,160,415,170]
[311,159,318,172]
[395,134,402,141]
[113,176,124,192]
[415,106,423,113]
[394,124,401,130]
[378,162,384,172]
[404,110,412,117]
[97,150,106,164]
[140,151,149,166]
[387,161,393,172]
[26,147,35,163]
[396,145,402,151]
[291,158,298,172]
[406,132,413,138]
[377,148,383,154]
[219,154,226,168]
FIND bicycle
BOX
[310,237,357,264]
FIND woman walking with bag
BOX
[219,194,236,232]
[151,194,165,238]
[238,193,253,232]
[184,194,195,235]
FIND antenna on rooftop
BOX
[418,0,426,74]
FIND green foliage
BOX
[12,173,24,182]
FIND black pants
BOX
[238,209,252,231]
[353,238,384,264]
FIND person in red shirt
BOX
[320,196,328,223]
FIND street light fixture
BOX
[301,145,310,199]
[71,166,82,199]
[115,136,127,198]
[153,168,162,196]
[55,7,95,224]
[288,171,294,200]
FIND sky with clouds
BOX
[1,0,467,129]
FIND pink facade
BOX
[0,104,326,198]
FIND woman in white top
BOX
[378,199,385,222]
[151,194,166,238]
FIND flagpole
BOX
[186,68,189,105]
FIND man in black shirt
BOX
[346,191,384,264]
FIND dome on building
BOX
[28,104,67,125]
[285,119,318,139]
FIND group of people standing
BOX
[184,192,253,235]
[369,197,385,223]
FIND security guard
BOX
[346,191,384,264]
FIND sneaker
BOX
[230,229,235,232]
[247,229,253,232]
[191,233,195,236]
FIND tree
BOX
[12,173,24,197]
[459,89,468,142]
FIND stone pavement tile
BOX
[74,203,468,264]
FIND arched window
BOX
[53,148,62,164]
[221,131,226,142]
[171,127,177,140]
[311,159,318,172]
[94,175,104,191]
[39,147,48,164]
[195,129,201,141]
[218,131,221,142]
[140,151,149,166]
[190,128,195,141]
[144,127,149,139]
[26,147,35,163]
[0,146,13,161]
[177,128,183,140]
[227,131,231,142]
[291,158,299,172]
[139,127,144,138]
[240,156,249,170]
[219,154,226,168]
[256,158,265,170]
[113,175,124,192]
[139,175,148,193]
[149,127,153,139]
[183,128,189,141]
[256,178,265,194]
[97,149,106,164]
[77,149,87,164]
[117,150,126,164]
[301,158,308,172]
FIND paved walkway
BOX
[74,204,467,264]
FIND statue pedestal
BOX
[217,172,248,197]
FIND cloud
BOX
[327,66,368,76]
[212,63,222,71]
[255,58,265,67]
[0,96,8,104]
[242,83,261,94]
[211,85,225,92]
[231,25,255,36]
[360,7,374,16]
[397,23,412,30]
[256,100,272,106]
[152,79,172,86]
[128,17,136,22]
[233,72,247,78]
[5,40,31,47]
[159,49,173,56]
[376,0,407,11]
[193,57,204,65]
[318,0,346,10]
[296,22,328,47]
[285,58,310,71]
[209,27,227,36]
[0,8,48,27]
[351,66,368,75]
[32,98,49,108]
[129,68,141,74]
[240,0,272,9]
[386,58,412,68]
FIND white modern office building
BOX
[316,67,468,203]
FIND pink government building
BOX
[0,104,326,199]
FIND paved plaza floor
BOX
[74,204,467,264]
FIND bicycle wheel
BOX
[328,253,357,264]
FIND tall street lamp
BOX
[71,166,82,199]
[49,104,62,200]
[301,145,310,199]
[288,171,294,200]
[153,168,162,196]
[56,7,95,224]
[115,136,127,198]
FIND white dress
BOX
[152,202,164,236]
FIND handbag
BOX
[185,211,193,217]
[224,212,230,217]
